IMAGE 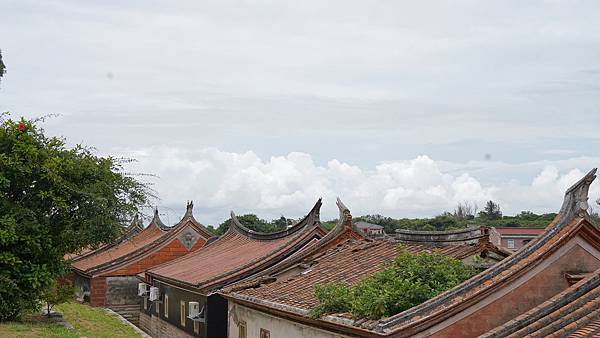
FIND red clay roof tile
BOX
[147,200,326,291]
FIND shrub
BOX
[310,246,478,319]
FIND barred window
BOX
[238,321,247,338]
[164,295,169,318]
[180,301,186,326]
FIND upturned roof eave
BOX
[228,198,323,240]
[150,223,326,293]
[371,168,599,336]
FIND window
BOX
[164,295,169,318]
[238,321,247,338]
[180,301,186,326]
[260,328,270,338]
[507,239,515,249]
[155,301,160,314]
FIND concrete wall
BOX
[228,303,348,338]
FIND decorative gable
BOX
[178,227,201,251]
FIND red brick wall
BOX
[430,244,600,337]
[60,272,76,284]
[90,276,107,307]
[107,238,207,276]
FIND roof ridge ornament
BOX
[559,168,597,218]
[129,214,141,229]
[184,200,194,219]
[336,197,353,230]
[152,207,169,230]
[229,199,323,240]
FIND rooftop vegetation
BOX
[310,246,478,320]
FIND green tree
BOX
[310,247,477,319]
[0,115,149,320]
[428,213,460,230]
[479,200,502,220]
[40,280,76,317]
[214,214,288,235]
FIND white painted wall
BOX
[228,303,349,338]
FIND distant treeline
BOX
[206,214,294,235]
[206,200,600,235]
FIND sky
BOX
[1,0,600,225]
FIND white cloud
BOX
[122,147,600,225]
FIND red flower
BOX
[17,122,27,132]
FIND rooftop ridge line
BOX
[229,198,322,240]
[374,167,598,333]
[151,207,169,231]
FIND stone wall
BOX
[140,312,196,338]
[105,276,142,325]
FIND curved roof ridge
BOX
[79,204,217,276]
[228,198,322,240]
[374,168,598,333]
[220,198,364,293]
[318,197,364,244]
[394,226,486,244]
[128,214,143,231]
[394,226,482,236]
[150,207,170,231]
[169,200,215,239]
[70,215,144,262]
[119,214,144,239]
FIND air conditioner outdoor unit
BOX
[149,286,160,301]
[188,302,205,322]
[189,302,199,317]
[138,283,148,296]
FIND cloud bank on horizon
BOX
[123,147,600,225]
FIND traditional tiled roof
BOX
[232,238,498,312]
[66,215,145,262]
[225,199,509,333]
[71,211,167,273]
[481,267,600,338]
[72,202,214,277]
[227,169,600,337]
[146,199,327,292]
[366,168,600,336]
[223,198,364,293]
[492,227,545,236]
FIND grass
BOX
[0,316,78,338]
[0,302,141,338]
